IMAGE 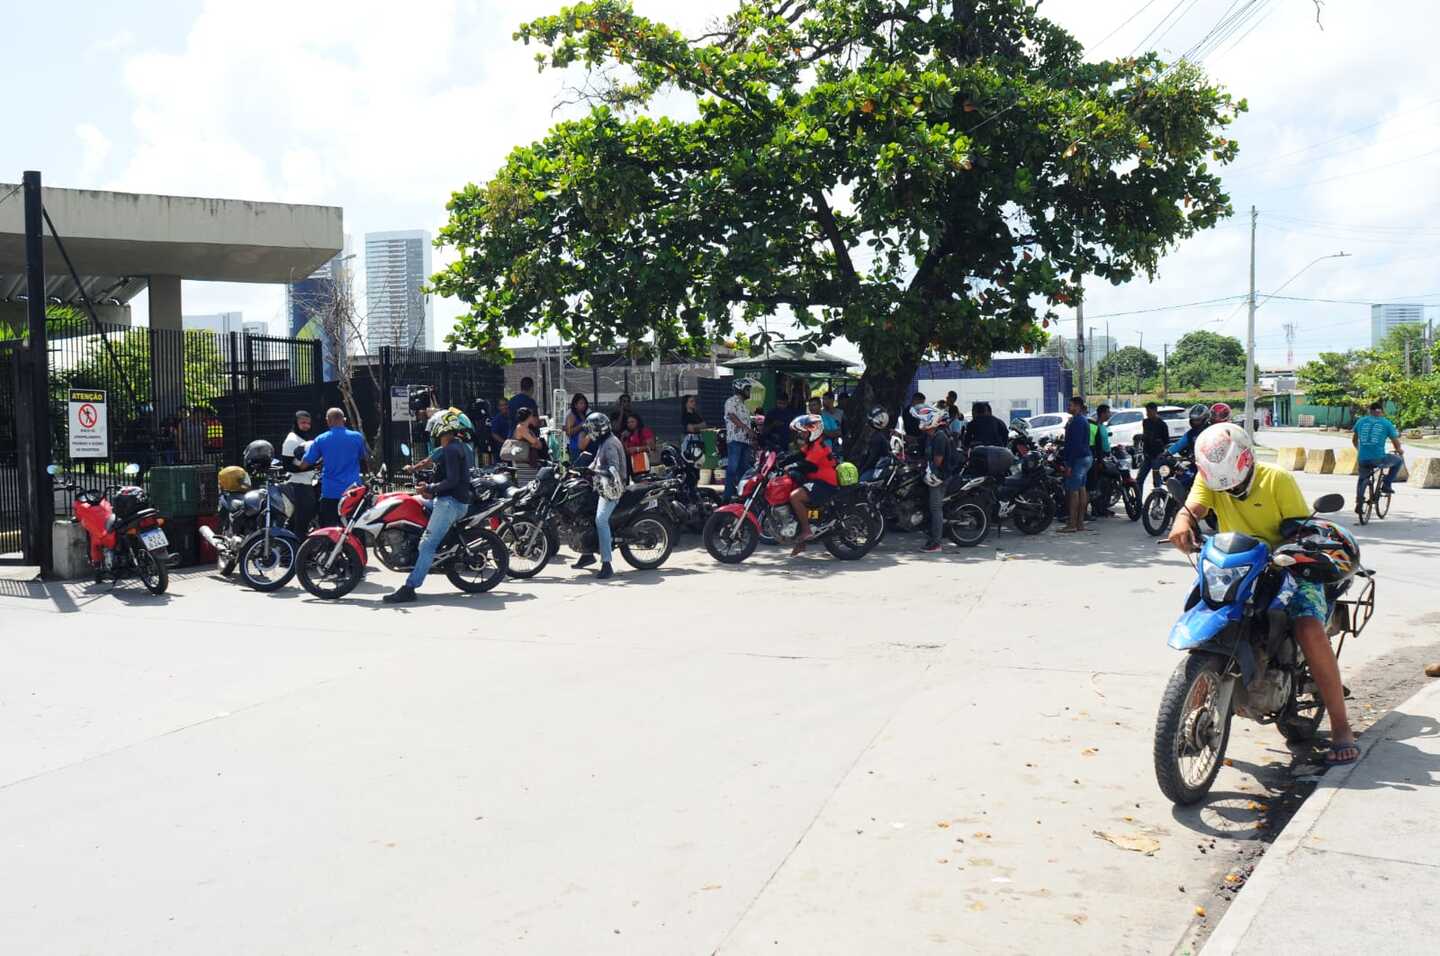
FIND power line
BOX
[1231,97,1440,169]
[1079,294,1249,319]
[1252,144,1440,193]
[1090,0,1166,52]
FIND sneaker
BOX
[572,554,596,569]
[597,562,614,580]
[1380,486,1394,496]
[383,585,416,604]
[921,541,941,553]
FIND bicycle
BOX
[1356,462,1392,525]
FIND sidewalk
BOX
[1206,679,1440,954]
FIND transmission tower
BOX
[1283,321,1296,369]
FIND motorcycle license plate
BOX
[808,508,821,521]
[140,528,168,550]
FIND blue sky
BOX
[3,0,1437,367]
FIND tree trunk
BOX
[842,358,920,460]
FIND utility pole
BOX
[1075,275,1085,400]
[1404,337,1412,377]
[1105,320,1112,406]
[1244,205,1258,439]
[1162,343,1169,400]
[1088,325,1095,404]
[17,170,54,572]
[1426,319,1434,376]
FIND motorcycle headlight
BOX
[1159,464,1172,478]
[1204,564,1251,604]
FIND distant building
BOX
[287,247,350,381]
[365,230,433,352]
[913,357,1074,418]
[183,312,266,336]
[1371,303,1425,346]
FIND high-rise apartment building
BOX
[365,230,432,352]
[1371,303,1425,346]
[183,312,267,336]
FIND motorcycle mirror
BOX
[46,464,59,476]
[1312,493,1345,514]
[124,463,140,475]
[399,443,411,456]
[1164,478,1186,501]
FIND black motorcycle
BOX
[528,461,680,571]
[1092,447,1141,521]
[860,433,929,541]
[963,447,1059,537]
[203,464,302,591]
[656,443,722,534]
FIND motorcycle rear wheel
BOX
[945,498,990,547]
[133,544,169,595]
[1154,652,1233,805]
[1012,494,1053,535]
[237,534,298,591]
[619,515,676,570]
[1141,489,1172,537]
[703,511,758,564]
[500,518,555,579]
[445,527,509,593]
[1123,483,1141,521]
[1277,666,1327,744]
[822,503,882,560]
[296,536,364,600]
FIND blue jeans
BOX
[596,496,619,564]
[405,495,468,589]
[1064,456,1093,492]
[724,441,753,500]
[1135,454,1164,490]
[1358,454,1403,499]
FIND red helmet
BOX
[1210,402,1232,424]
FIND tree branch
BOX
[806,188,859,291]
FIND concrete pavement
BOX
[2,469,1438,954]
[1206,679,1440,955]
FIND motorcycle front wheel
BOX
[1140,489,1172,537]
[296,536,364,600]
[1153,652,1233,805]
[619,514,676,570]
[236,534,298,591]
[1123,483,1141,521]
[945,498,990,548]
[499,518,555,579]
[703,510,758,564]
[133,543,169,595]
[446,527,509,593]
[822,502,882,560]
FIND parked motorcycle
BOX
[1152,487,1371,804]
[703,449,882,562]
[49,463,171,594]
[657,441,721,534]
[961,447,1059,537]
[201,464,302,591]
[528,460,680,570]
[1140,456,1218,537]
[1095,446,1142,521]
[863,434,930,540]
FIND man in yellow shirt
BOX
[1168,424,1357,765]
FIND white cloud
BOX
[74,124,112,185]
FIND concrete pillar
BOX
[147,275,185,419]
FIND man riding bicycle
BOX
[1352,400,1404,516]
[1168,424,1359,765]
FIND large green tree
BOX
[1096,344,1158,391]
[435,0,1243,432]
[1297,351,1361,410]
[1167,329,1244,390]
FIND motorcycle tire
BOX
[220,551,239,577]
[500,518,555,579]
[1277,665,1327,744]
[945,498,990,548]
[133,544,169,595]
[236,534,299,592]
[1153,652,1233,806]
[296,536,365,600]
[1141,489,1172,538]
[1012,494,1053,535]
[703,510,758,564]
[1123,483,1141,521]
[822,503,883,560]
[445,527,509,593]
[619,514,676,571]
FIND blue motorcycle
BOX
[1152,486,1374,805]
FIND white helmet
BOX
[790,414,825,444]
[1193,423,1256,496]
[913,404,948,431]
[867,406,890,430]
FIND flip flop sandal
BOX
[1326,741,1361,766]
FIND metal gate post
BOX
[15,171,54,572]
[310,339,323,414]
[226,331,242,463]
[379,345,393,477]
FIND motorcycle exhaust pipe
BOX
[198,525,219,549]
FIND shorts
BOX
[803,481,837,504]
[1287,579,1330,623]
[1063,456,1093,492]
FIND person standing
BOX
[1058,396,1092,534]
[564,393,593,461]
[821,393,844,455]
[723,379,757,501]
[1089,404,1114,518]
[1136,402,1170,491]
[488,398,511,461]
[857,407,893,480]
[610,393,634,433]
[681,394,708,434]
[621,411,656,476]
[762,393,793,452]
[509,377,538,422]
[1352,400,1404,514]
[176,405,206,463]
[903,392,927,455]
[573,412,627,579]
[963,401,1008,448]
[295,408,369,527]
[281,410,318,533]
[917,405,953,553]
[383,412,473,604]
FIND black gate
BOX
[0,342,21,562]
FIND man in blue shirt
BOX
[1059,396,1093,534]
[296,408,370,527]
[509,377,537,421]
[1352,400,1404,510]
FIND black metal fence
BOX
[0,343,21,559]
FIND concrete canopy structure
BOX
[0,183,342,333]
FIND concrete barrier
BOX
[1397,460,1410,484]
[1413,458,1440,489]
[1333,448,1358,475]
[1276,447,1307,470]
[51,521,92,581]
[1303,449,1336,474]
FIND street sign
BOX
[67,389,108,458]
[390,386,412,422]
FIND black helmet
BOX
[659,445,681,470]
[243,439,274,470]
[868,406,890,429]
[584,411,612,438]
[1188,403,1212,429]
[680,433,705,464]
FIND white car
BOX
[1108,406,1189,449]
[1022,412,1070,443]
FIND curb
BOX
[1202,681,1439,954]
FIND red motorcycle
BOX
[295,474,509,599]
[701,449,882,563]
[48,463,172,594]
